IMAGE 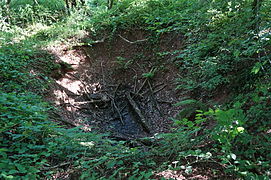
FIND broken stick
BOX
[118,34,148,44]
[126,92,150,133]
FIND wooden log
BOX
[126,92,150,133]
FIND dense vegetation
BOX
[0,0,270,179]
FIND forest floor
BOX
[46,30,184,138]
[43,31,233,179]
[2,1,270,179]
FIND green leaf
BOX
[231,153,237,160]
[1,174,14,179]
[106,160,116,169]
[8,169,18,174]
[251,62,261,74]
[15,164,27,173]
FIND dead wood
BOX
[113,83,121,98]
[147,80,163,116]
[126,92,150,133]
[73,99,110,105]
[118,34,148,44]
[153,84,167,94]
[112,84,125,124]
[112,100,124,125]
[141,84,166,97]
[72,36,108,49]
[136,78,148,95]
[157,100,174,105]
[106,92,124,125]
[101,61,106,86]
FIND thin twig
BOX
[112,100,124,125]
[72,36,108,48]
[101,61,106,86]
[136,78,148,94]
[157,100,174,105]
[113,83,121,98]
[107,93,124,125]
[120,105,127,113]
[141,84,166,96]
[153,84,167,94]
[92,36,107,44]
[153,82,165,89]
[118,34,148,44]
[147,80,163,116]
[126,92,150,133]
[72,99,110,105]
[133,74,138,93]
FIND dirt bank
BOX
[46,31,184,138]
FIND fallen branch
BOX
[91,36,107,44]
[141,84,166,97]
[111,84,124,125]
[113,83,121,98]
[157,100,174,105]
[106,93,124,125]
[153,84,167,94]
[118,34,148,44]
[147,80,163,116]
[136,78,148,94]
[112,99,125,125]
[101,61,106,86]
[72,99,110,105]
[126,92,150,133]
[133,74,138,93]
[72,36,108,48]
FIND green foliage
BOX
[205,105,247,153]
[169,92,270,177]
[173,99,208,120]
[0,91,155,179]
[1,0,270,179]
[174,0,271,94]
[115,56,133,69]
[184,98,270,178]
[142,67,157,79]
[0,92,50,179]
[0,0,65,27]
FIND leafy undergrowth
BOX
[0,0,271,179]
